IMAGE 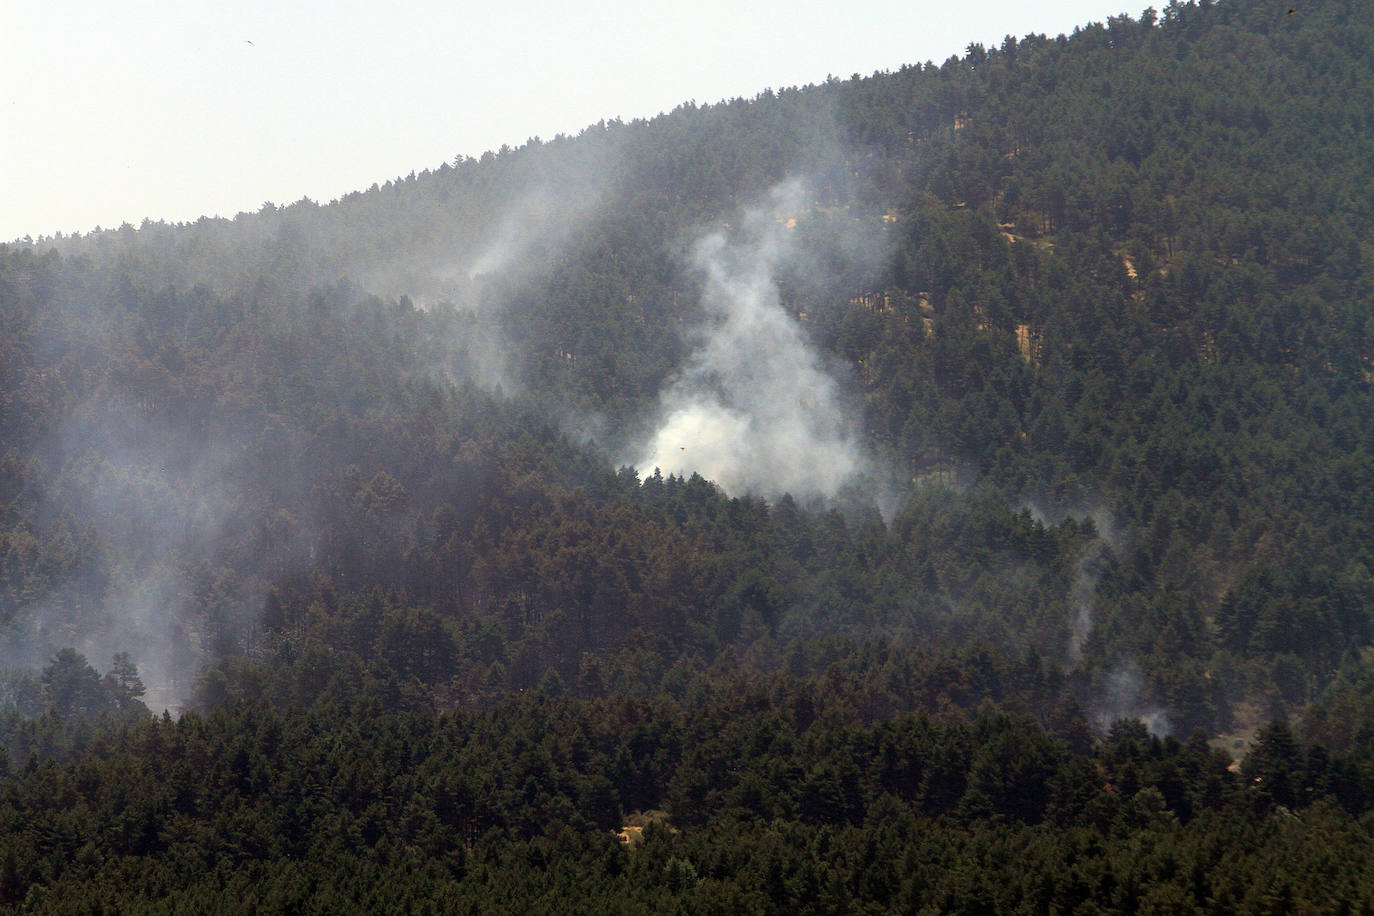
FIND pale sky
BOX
[2,0,1135,242]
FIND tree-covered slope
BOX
[3,0,1374,908]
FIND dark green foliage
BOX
[40,649,110,721]
[0,681,1371,912]
[2,0,1374,908]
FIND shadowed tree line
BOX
[2,0,1374,908]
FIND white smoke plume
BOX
[9,394,314,715]
[463,186,570,282]
[1092,659,1172,737]
[1023,500,1124,664]
[1068,540,1107,663]
[631,180,868,499]
[1021,503,1171,736]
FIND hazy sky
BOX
[3,0,1135,242]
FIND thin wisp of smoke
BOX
[1092,660,1173,737]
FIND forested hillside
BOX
[3,0,1374,909]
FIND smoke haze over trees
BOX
[3,0,1374,908]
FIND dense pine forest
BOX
[3,0,1374,909]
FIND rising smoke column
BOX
[18,395,309,715]
[1033,505,1172,736]
[632,181,865,499]
[1092,660,1173,737]
[1068,539,1108,663]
